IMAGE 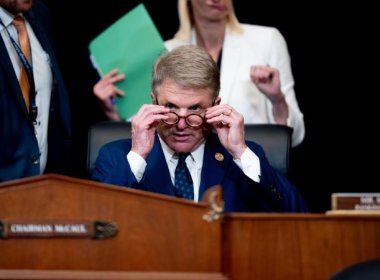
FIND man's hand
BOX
[131,104,169,158]
[205,104,247,159]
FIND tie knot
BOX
[12,15,26,31]
[177,153,190,164]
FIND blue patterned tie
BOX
[174,153,194,200]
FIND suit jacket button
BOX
[270,186,283,200]
[32,155,40,165]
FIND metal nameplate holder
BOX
[0,219,118,239]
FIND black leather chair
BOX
[87,121,132,175]
[87,121,293,176]
[329,258,380,280]
[244,124,292,176]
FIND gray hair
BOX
[151,45,220,100]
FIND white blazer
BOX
[165,24,305,147]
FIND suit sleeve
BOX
[247,142,308,212]
[91,141,138,188]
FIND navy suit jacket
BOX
[92,133,308,213]
[0,0,71,182]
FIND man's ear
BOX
[150,92,157,104]
[214,96,221,105]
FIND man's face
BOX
[154,78,219,153]
[0,0,33,14]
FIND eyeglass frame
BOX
[162,111,205,127]
[155,99,217,128]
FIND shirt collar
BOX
[0,7,21,27]
[158,134,205,165]
[0,8,12,30]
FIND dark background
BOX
[42,0,377,213]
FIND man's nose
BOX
[176,116,188,129]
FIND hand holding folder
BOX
[89,3,167,120]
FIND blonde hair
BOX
[174,0,243,40]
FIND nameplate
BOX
[0,219,118,239]
[331,193,380,211]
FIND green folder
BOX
[89,3,167,120]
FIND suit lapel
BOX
[25,10,57,83]
[143,134,176,196]
[25,11,52,60]
[199,134,231,200]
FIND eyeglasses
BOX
[162,111,204,127]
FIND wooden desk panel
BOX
[0,175,221,272]
[222,214,380,280]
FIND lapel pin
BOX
[214,153,224,161]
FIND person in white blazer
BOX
[93,0,305,147]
